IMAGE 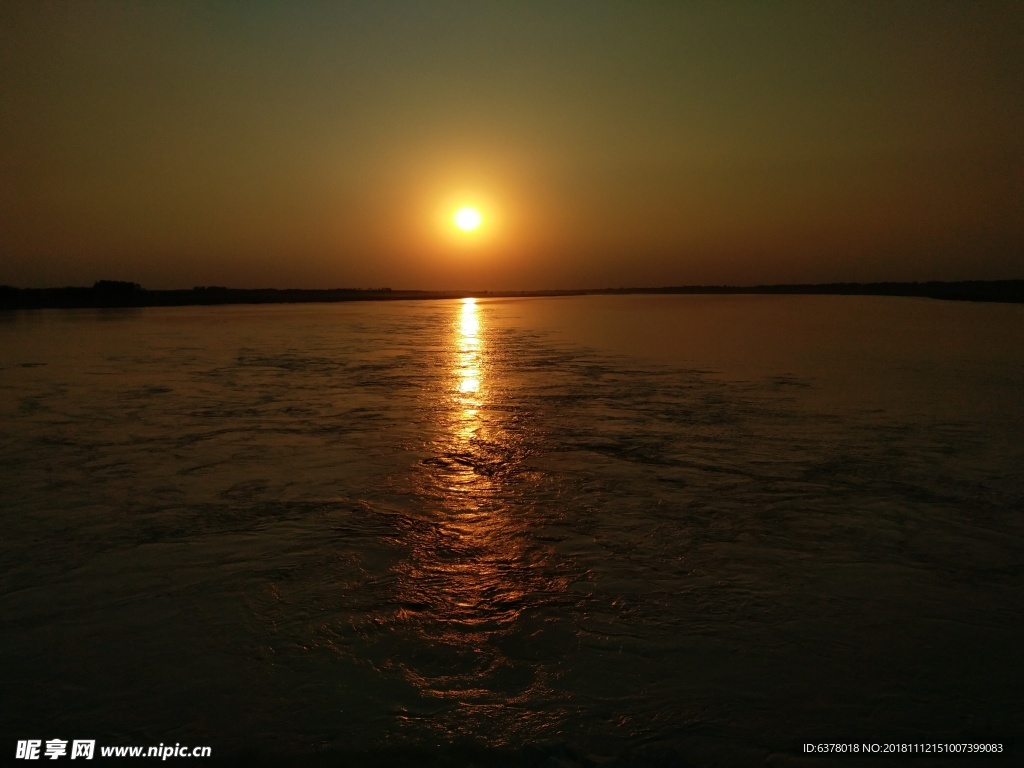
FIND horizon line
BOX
[4,277,1024,293]
[3,279,1024,309]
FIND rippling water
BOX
[1,296,1022,765]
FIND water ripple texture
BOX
[1,296,1022,763]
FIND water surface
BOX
[1,295,1022,764]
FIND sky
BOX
[1,1,1022,290]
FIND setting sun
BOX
[453,206,483,232]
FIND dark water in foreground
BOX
[1,295,1022,765]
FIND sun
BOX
[453,206,483,232]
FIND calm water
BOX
[1,295,1022,765]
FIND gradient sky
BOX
[2,1,1022,290]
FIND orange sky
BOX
[1,1,1022,290]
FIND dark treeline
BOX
[1,279,1022,310]
[0,283,402,310]
[591,280,1024,303]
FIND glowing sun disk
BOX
[453,206,483,232]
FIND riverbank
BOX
[1,279,1022,310]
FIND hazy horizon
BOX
[2,1,1022,290]
[5,276,1024,294]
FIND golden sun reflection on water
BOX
[391,298,561,735]
[456,298,482,423]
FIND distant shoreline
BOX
[2,279,1022,310]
